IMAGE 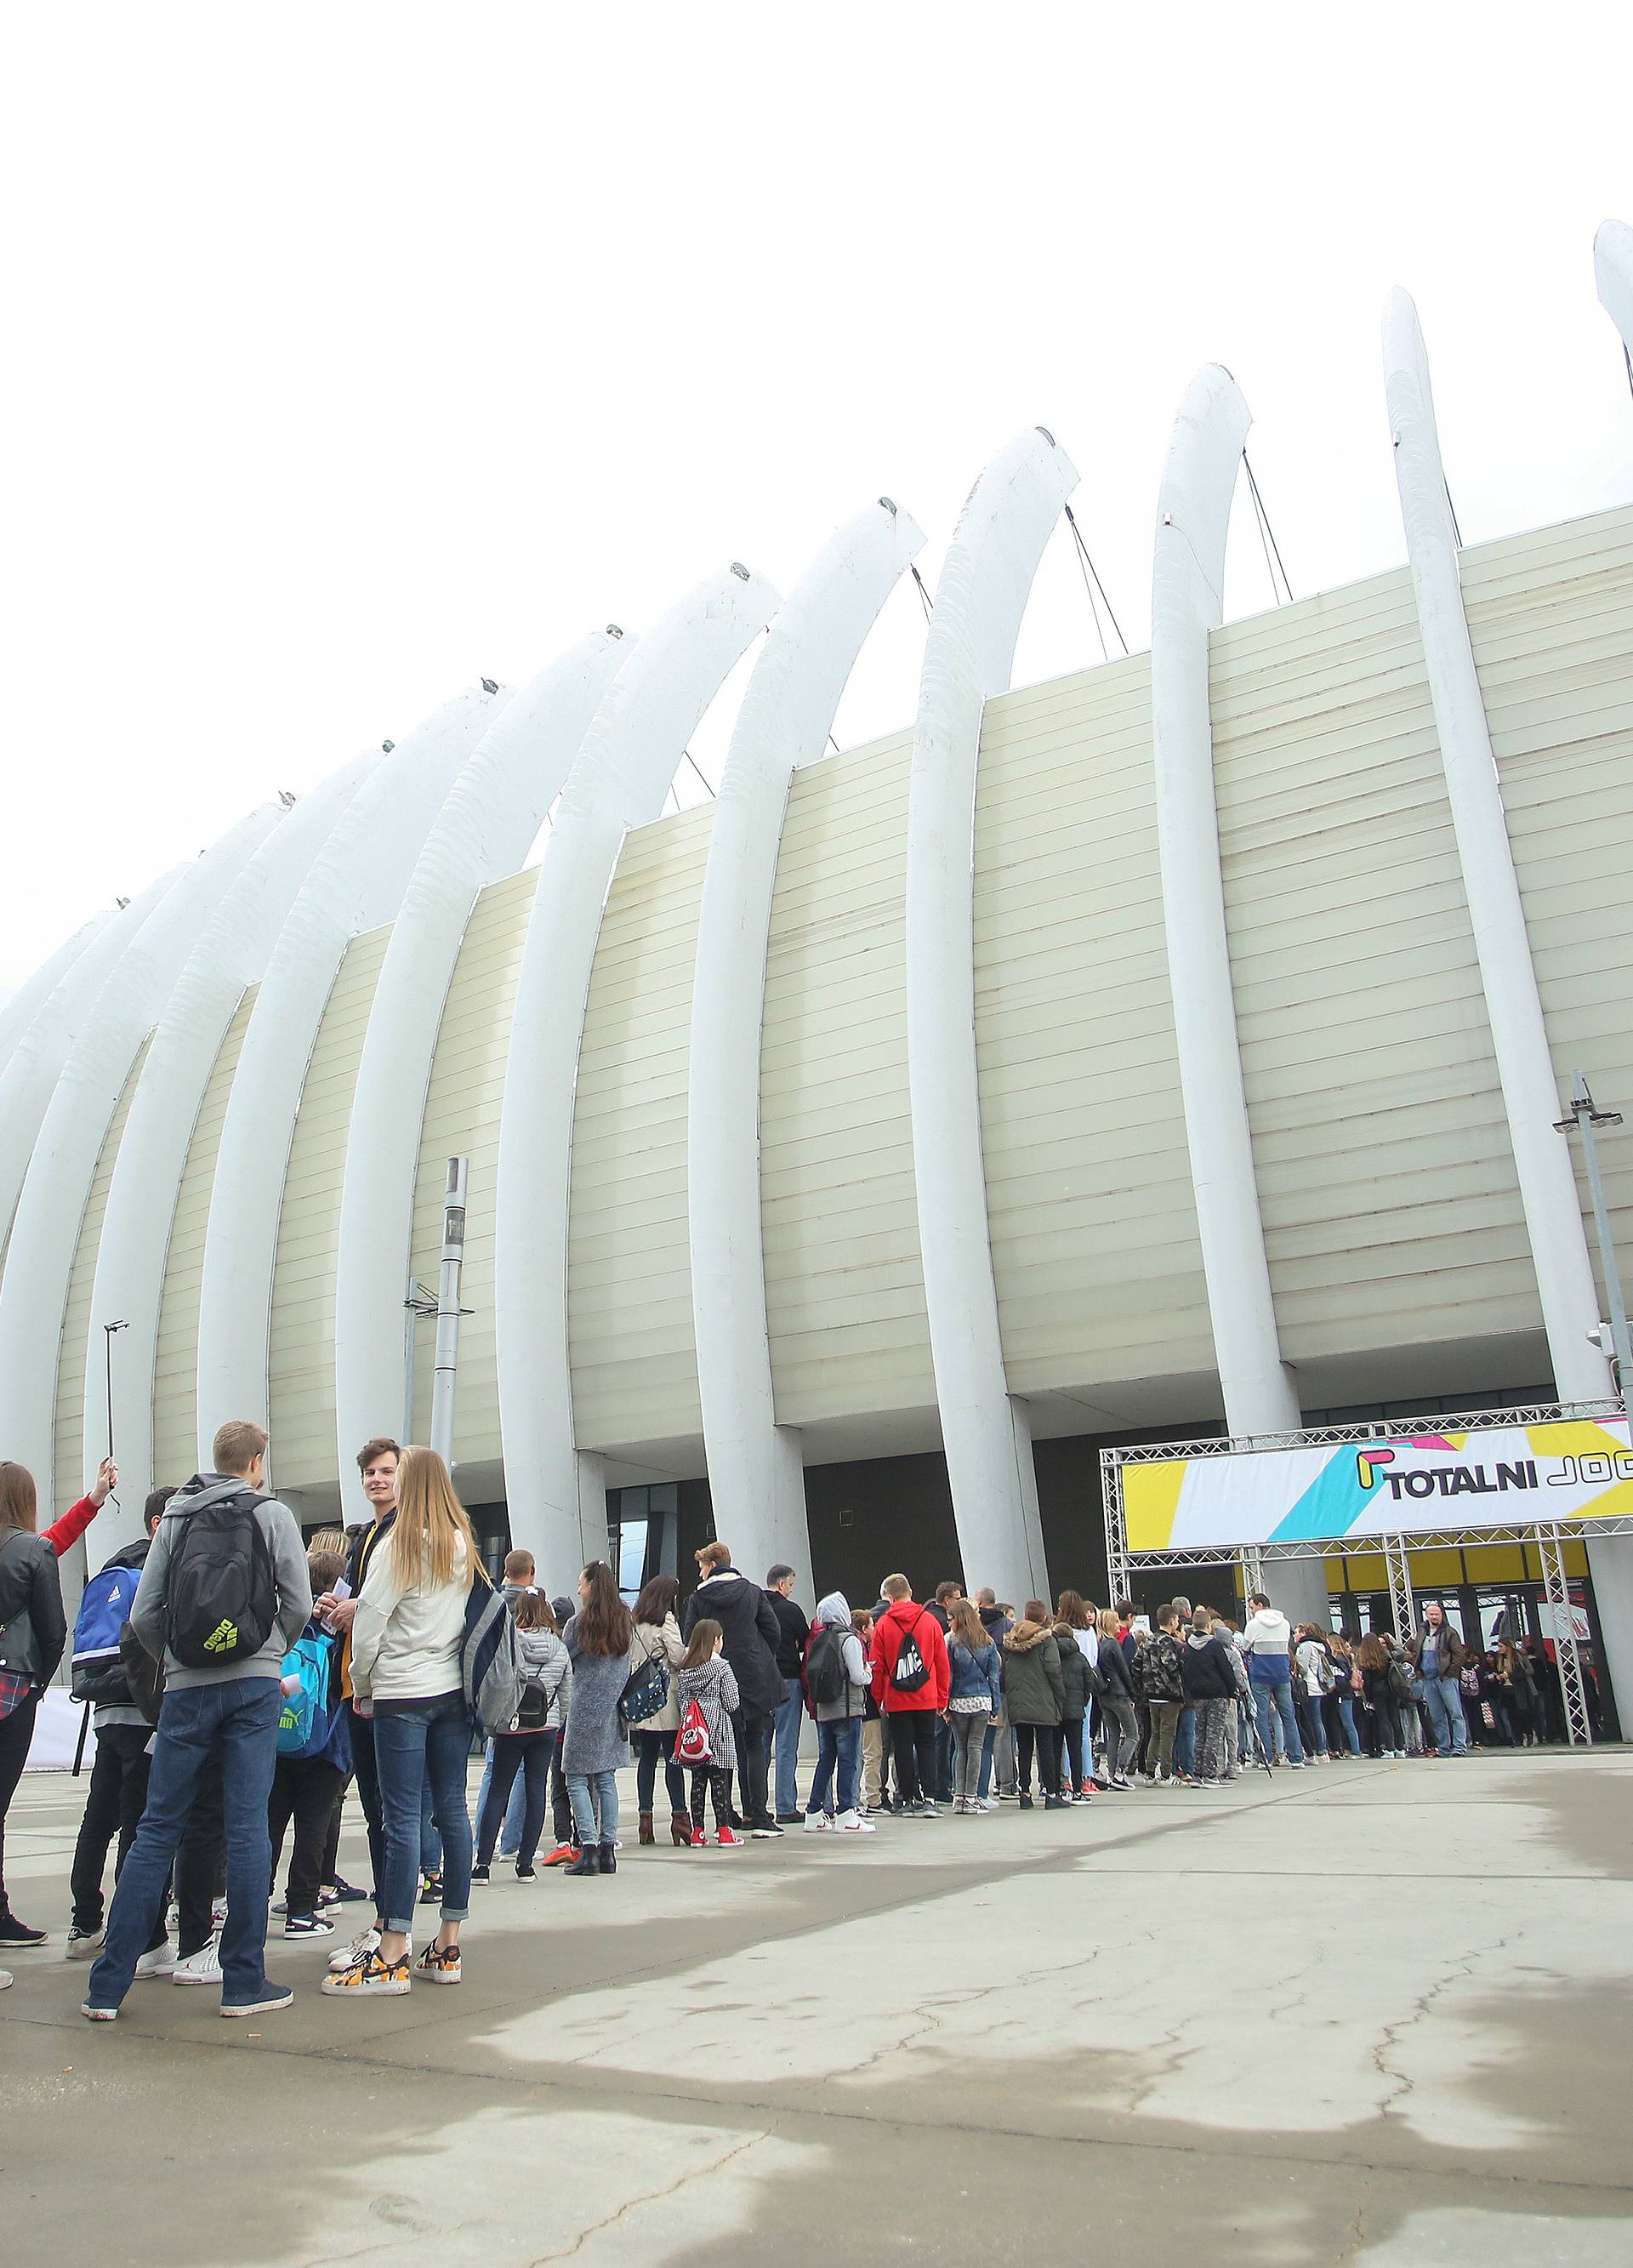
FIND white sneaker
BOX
[329,1925,382,1973]
[134,1942,175,1980]
[170,1938,221,1986]
[65,1926,105,1961]
[802,1812,831,1833]
[835,1810,875,1833]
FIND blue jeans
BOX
[1424,1673,1469,1755]
[373,1697,473,1933]
[807,1718,861,1815]
[475,1740,528,1855]
[567,1768,619,1846]
[977,1721,996,1798]
[771,1676,805,1815]
[88,1678,282,2010]
[1174,1705,1197,1775]
[1334,1693,1362,1754]
[1253,1676,1306,1764]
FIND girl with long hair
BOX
[472,1591,571,1882]
[560,1562,636,1877]
[1093,1606,1139,1789]
[945,1597,1001,1814]
[630,1572,689,1845]
[0,1462,68,1969]
[325,1445,477,2000]
[674,1618,742,1846]
[1355,1633,1402,1759]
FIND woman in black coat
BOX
[0,1462,68,1958]
[681,1543,785,1833]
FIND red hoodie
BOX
[869,1597,950,1714]
[43,1495,100,1558]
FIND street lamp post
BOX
[1555,1070,1632,1394]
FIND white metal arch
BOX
[0,909,115,1078]
[84,752,379,1548]
[195,685,509,1457]
[1384,291,1609,1399]
[0,864,185,1253]
[0,801,285,1518]
[1151,367,1302,1439]
[333,630,629,1508]
[689,501,924,1594]
[1384,284,1633,1725]
[1594,218,1633,352]
[494,566,777,1576]
[904,429,1076,1608]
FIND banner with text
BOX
[1122,1417,1633,1555]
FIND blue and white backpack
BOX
[71,1561,145,1706]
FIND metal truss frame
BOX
[1101,1401,1631,1745]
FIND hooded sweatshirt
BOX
[128,1472,310,1693]
[1240,1606,1294,1685]
[805,1591,869,1721]
[1182,1627,1238,1701]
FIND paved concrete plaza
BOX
[3,1749,1630,2265]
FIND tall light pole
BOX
[1556,1071,1631,1396]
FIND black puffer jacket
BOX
[681,1567,784,1716]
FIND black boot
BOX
[599,1841,617,1875]
[563,1844,600,1877]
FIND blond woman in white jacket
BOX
[322,1446,479,2003]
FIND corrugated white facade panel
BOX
[1212,567,1534,1358]
[974,656,1212,1392]
[266,931,389,1479]
[568,806,713,1453]
[31,504,1633,1503]
[404,865,538,1464]
[1465,505,1633,1319]
[760,729,935,1425]
[55,1041,150,1513]
[153,993,254,1484]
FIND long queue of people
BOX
[0,1423,1569,2019]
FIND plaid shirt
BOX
[0,1668,35,1720]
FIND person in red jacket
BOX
[43,1459,118,1557]
[869,1575,950,1817]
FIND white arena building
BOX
[6,233,1633,1730]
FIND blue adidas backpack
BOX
[276,1632,333,1757]
[71,1562,145,1705]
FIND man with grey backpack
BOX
[84,1421,310,2025]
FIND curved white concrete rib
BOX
[690,502,924,1595]
[905,430,1075,1608]
[1384,285,1633,1725]
[333,630,629,1507]
[1151,368,1302,1439]
[1593,219,1633,351]
[0,910,115,1078]
[495,566,778,1575]
[0,802,285,1517]
[0,865,185,1252]
[1384,293,1609,1399]
[195,685,510,1460]
[84,753,379,1547]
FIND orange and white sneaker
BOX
[320,1948,411,1998]
[414,1940,462,1986]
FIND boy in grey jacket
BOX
[85,1421,310,2025]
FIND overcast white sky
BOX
[3,3,1630,997]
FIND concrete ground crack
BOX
[1370,1928,1525,2123]
[526,2131,765,2262]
